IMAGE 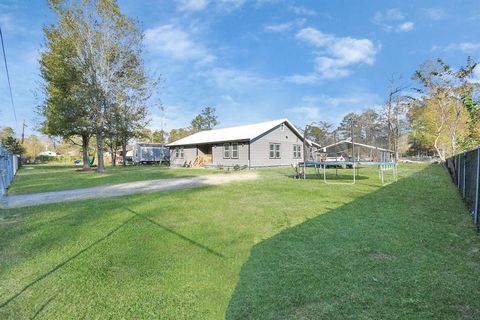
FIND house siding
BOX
[211,141,249,167]
[170,146,197,166]
[250,124,304,167]
[168,121,309,168]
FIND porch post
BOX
[248,142,251,169]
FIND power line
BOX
[0,26,19,130]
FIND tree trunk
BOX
[110,145,116,167]
[81,134,91,171]
[122,141,127,166]
[434,134,445,162]
[97,129,105,172]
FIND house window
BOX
[293,145,302,159]
[231,143,239,159]
[224,143,231,158]
[269,143,281,159]
[175,147,184,158]
[280,123,285,131]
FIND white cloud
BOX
[199,67,268,91]
[374,8,404,23]
[217,0,246,10]
[455,42,480,52]
[433,42,480,53]
[175,0,246,13]
[264,22,294,32]
[144,24,215,65]
[295,28,331,46]
[373,9,414,32]
[314,57,352,79]
[397,21,414,32]
[289,5,316,16]
[421,8,446,21]
[288,92,382,124]
[295,27,379,79]
[264,19,305,33]
[284,73,320,84]
[177,0,209,12]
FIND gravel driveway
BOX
[1,173,258,209]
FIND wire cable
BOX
[0,26,19,129]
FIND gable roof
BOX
[166,118,306,147]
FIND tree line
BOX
[305,58,479,161]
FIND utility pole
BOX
[21,120,27,144]
[303,124,309,163]
[351,120,355,162]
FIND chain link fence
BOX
[446,148,480,228]
[0,143,19,197]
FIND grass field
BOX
[8,164,221,195]
[1,164,479,319]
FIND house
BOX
[166,119,315,168]
[38,151,57,157]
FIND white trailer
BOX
[132,143,169,164]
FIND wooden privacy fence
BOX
[0,143,19,197]
[446,148,480,229]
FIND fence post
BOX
[476,149,480,226]
[455,154,460,189]
[463,153,467,199]
[0,146,4,197]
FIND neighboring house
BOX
[38,151,57,157]
[166,119,315,168]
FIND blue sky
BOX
[1,0,480,136]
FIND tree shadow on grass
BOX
[227,164,480,319]
[0,215,136,309]
[126,208,225,258]
[0,187,226,311]
[31,294,57,320]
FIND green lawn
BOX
[1,164,479,319]
[8,164,222,195]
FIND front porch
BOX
[193,144,213,167]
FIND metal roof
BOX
[322,139,393,153]
[166,118,306,147]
